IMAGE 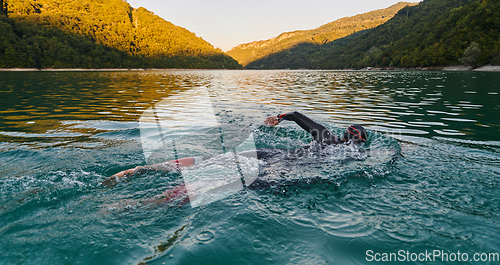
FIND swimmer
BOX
[102,111,367,204]
[264,111,367,145]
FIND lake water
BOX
[1,70,499,264]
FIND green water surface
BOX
[0,70,499,264]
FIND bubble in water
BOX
[252,240,264,249]
[195,230,215,243]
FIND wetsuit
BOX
[255,111,341,161]
[165,112,341,166]
[277,111,341,145]
[243,112,345,190]
[147,112,345,203]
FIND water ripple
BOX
[1,70,500,264]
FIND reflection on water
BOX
[0,70,499,265]
[1,70,498,146]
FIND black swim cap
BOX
[343,125,367,144]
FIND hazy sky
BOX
[126,0,420,51]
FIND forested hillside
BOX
[0,0,241,69]
[246,0,500,69]
[228,2,416,66]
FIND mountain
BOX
[0,0,241,69]
[227,2,417,67]
[245,0,500,69]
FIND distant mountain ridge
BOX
[0,0,241,69]
[227,2,417,66]
[243,0,500,69]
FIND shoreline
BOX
[0,68,228,72]
[359,65,500,72]
[1,65,500,72]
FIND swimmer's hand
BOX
[264,116,280,126]
[102,166,143,187]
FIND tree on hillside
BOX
[1,0,7,15]
[459,42,482,67]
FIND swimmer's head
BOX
[343,125,367,144]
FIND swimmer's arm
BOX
[101,166,162,187]
[266,111,337,144]
[266,111,321,129]
[102,157,203,187]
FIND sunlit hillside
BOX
[0,0,241,69]
[244,0,500,69]
[227,2,417,66]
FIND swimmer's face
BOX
[343,125,367,144]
